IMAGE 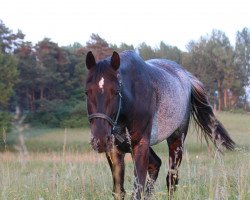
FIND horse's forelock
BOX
[87,59,119,84]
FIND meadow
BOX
[0,112,250,199]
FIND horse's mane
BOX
[87,59,118,83]
[119,50,149,73]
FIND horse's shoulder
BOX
[120,50,144,62]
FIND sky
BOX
[1,0,250,51]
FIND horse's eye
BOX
[85,90,88,96]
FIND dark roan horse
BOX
[85,50,235,199]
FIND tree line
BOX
[0,20,250,133]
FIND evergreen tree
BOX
[0,20,21,135]
[14,42,37,112]
[0,53,18,107]
[155,41,182,64]
[183,30,243,110]
[118,43,135,52]
[138,42,155,60]
[0,20,24,53]
[85,33,114,60]
[235,27,250,109]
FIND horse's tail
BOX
[189,75,235,151]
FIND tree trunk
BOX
[244,94,247,111]
[230,93,238,109]
[218,79,222,111]
[40,87,44,100]
[30,89,35,112]
[224,89,228,110]
[40,86,44,108]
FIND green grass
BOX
[0,112,250,199]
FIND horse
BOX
[84,50,235,199]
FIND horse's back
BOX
[145,59,192,145]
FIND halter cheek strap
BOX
[87,90,122,130]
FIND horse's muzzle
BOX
[90,135,114,153]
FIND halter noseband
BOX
[87,79,122,131]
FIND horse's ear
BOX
[86,51,96,70]
[111,51,120,71]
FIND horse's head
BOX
[85,51,121,153]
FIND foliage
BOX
[138,42,156,60]
[13,38,87,128]
[235,27,250,86]
[0,111,12,129]
[155,41,182,64]
[0,20,24,53]
[85,33,114,60]
[0,20,23,134]
[0,111,12,150]
[111,42,135,52]
[182,30,247,111]
[0,53,19,107]
[24,99,87,128]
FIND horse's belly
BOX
[150,111,177,145]
[145,62,192,145]
[150,84,191,145]
[150,109,186,145]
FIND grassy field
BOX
[0,112,250,199]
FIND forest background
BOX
[1,19,250,138]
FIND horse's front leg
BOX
[106,146,126,200]
[131,138,150,199]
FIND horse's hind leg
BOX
[166,123,188,196]
[106,146,126,200]
[145,147,162,197]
